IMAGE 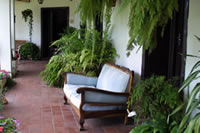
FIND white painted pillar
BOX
[11,0,16,58]
[0,0,14,74]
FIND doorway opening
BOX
[41,7,69,58]
[141,0,189,87]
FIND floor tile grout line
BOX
[50,90,57,133]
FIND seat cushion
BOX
[63,84,95,108]
[82,104,126,112]
[63,84,126,111]
[63,84,95,99]
[96,64,130,92]
[70,94,126,111]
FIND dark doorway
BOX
[95,15,103,36]
[141,0,189,86]
[41,7,69,58]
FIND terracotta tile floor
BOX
[3,61,133,133]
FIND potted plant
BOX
[128,75,183,133]
[0,116,20,133]
[19,42,40,60]
[22,9,33,42]
[0,70,10,89]
[0,70,10,104]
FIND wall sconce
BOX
[38,0,44,4]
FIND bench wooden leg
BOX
[124,115,129,125]
[64,95,68,105]
[80,118,85,131]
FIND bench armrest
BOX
[64,72,98,86]
[77,87,129,105]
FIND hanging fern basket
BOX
[22,9,33,42]
[77,0,179,56]
[120,0,179,56]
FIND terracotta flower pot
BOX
[0,78,8,104]
[0,78,7,89]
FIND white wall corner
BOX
[110,0,143,84]
[0,0,13,74]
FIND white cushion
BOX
[63,84,95,98]
[70,93,81,109]
[96,64,130,92]
[63,84,95,108]
[69,94,126,111]
[63,84,127,111]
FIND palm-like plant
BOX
[175,35,200,133]
[130,36,200,133]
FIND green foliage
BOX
[130,118,180,133]
[19,42,40,60]
[130,36,200,133]
[173,36,200,133]
[128,75,182,122]
[120,0,179,56]
[78,0,179,56]
[61,26,77,36]
[0,117,19,133]
[41,27,117,87]
[77,0,113,25]
[22,9,33,42]
[40,55,65,87]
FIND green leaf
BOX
[186,83,200,112]
[178,114,190,132]
[185,113,200,133]
[190,61,200,74]
[186,99,199,116]
[194,114,200,133]
[167,103,185,124]
[194,35,200,42]
[130,124,152,133]
[179,70,200,92]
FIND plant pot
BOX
[0,79,8,104]
[0,78,7,89]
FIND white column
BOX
[11,0,15,58]
[0,0,13,74]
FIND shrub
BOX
[19,42,40,60]
[128,75,183,122]
[41,28,117,87]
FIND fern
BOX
[120,0,179,56]
[41,27,117,87]
[77,0,113,25]
[129,75,182,122]
[100,6,112,64]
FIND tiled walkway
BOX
[3,61,133,133]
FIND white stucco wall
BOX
[185,0,200,96]
[0,0,14,73]
[111,1,143,83]
[15,0,80,48]
[15,0,142,81]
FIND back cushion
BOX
[96,64,130,93]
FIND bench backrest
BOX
[96,63,133,93]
